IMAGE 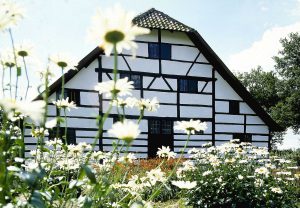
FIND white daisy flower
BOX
[111,97,138,108]
[174,119,207,134]
[15,41,33,57]
[118,153,137,163]
[157,146,176,160]
[0,99,45,124]
[0,49,15,67]
[136,97,159,112]
[87,4,150,56]
[171,181,197,189]
[0,0,24,31]
[254,167,270,176]
[270,187,283,194]
[94,77,134,98]
[53,97,77,111]
[49,53,77,70]
[45,118,57,129]
[108,119,140,144]
[46,138,63,147]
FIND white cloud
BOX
[227,22,300,73]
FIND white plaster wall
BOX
[240,102,255,114]
[126,58,159,73]
[215,114,244,124]
[215,72,242,100]
[122,42,148,57]
[188,64,213,78]
[215,134,233,141]
[165,78,177,89]
[215,101,229,113]
[246,125,269,134]
[180,106,212,118]
[180,93,212,105]
[64,107,98,117]
[252,135,269,142]
[102,56,130,71]
[65,66,98,90]
[246,115,265,124]
[76,130,98,137]
[144,105,177,117]
[203,82,212,93]
[143,76,154,88]
[47,105,56,116]
[144,91,177,103]
[149,77,171,90]
[252,142,268,147]
[161,31,194,45]
[162,60,189,75]
[196,53,209,63]
[80,92,98,106]
[215,124,244,133]
[173,134,212,140]
[135,29,158,42]
[61,118,97,128]
[171,45,199,61]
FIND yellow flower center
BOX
[105,30,125,44]
[18,50,28,57]
[57,61,67,68]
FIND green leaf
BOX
[30,191,46,208]
[81,165,97,184]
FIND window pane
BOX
[150,120,160,134]
[229,101,239,114]
[188,80,198,92]
[162,120,172,134]
[131,74,141,89]
[161,43,171,60]
[120,73,129,79]
[49,128,76,145]
[179,79,188,92]
[149,43,159,59]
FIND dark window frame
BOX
[49,127,76,145]
[229,100,240,115]
[232,133,252,143]
[149,119,173,135]
[57,88,80,105]
[179,79,198,93]
[148,43,171,60]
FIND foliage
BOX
[178,141,300,207]
[237,32,300,142]
[273,32,300,134]
[272,149,300,166]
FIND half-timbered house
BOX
[26,8,282,157]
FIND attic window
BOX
[148,43,171,60]
[179,79,198,93]
[57,89,80,105]
[229,100,239,114]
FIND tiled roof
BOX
[133,8,193,32]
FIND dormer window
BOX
[148,43,171,60]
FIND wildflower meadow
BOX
[0,1,299,207]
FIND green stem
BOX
[85,43,119,164]
[9,66,12,99]
[1,62,5,96]
[8,28,20,100]
[148,132,191,201]
[22,57,30,100]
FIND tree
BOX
[236,66,280,111]
[237,32,300,145]
[273,32,300,133]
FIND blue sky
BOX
[1,0,300,148]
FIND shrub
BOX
[176,141,300,208]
